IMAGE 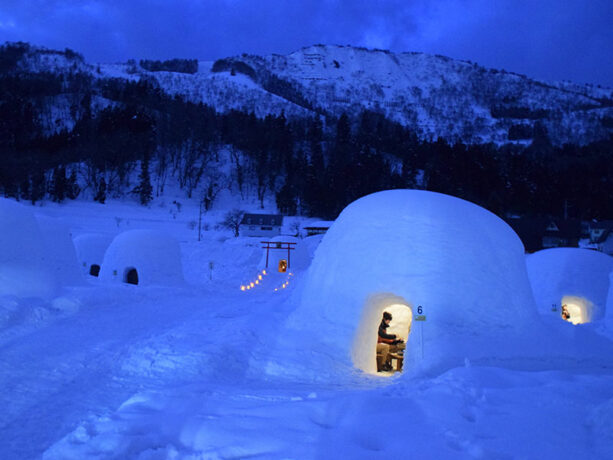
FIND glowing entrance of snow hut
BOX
[561,295,592,325]
[352,294,412,376]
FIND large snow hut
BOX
[527,248,613,325]
[0,198,57,298]
[272,190,542,378]
[99,230,184,286]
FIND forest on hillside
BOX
[1,42,612,221]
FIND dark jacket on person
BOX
[378,320,397,344]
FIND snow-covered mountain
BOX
[9,43,613,145]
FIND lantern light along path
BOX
[240,270,294,293]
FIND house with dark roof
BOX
[505,217,581,252]
[589,220,613,255]
[542,219,582,249]
[302,220,334,237]
[240,213,283,237]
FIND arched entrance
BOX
[124,267,139,285]
[560,295,592,325]
[352,293,413,375]
[89,264,100,277]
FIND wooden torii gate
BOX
[261,241,297,271]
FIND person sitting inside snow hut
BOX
[377,311,405,372]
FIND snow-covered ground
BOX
[1,196,613,459]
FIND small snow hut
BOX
[99,230,184,286]
[273,190,542,378]
[73,233,113,277]
[527,248,613,325]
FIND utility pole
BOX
[198,199,203,241]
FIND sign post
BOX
[415,305,426,359]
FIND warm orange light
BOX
[255,280,259,285]
[258,275,262,280]
[250,282,254,288]
[240,285,246,291]
[262,270,267,275]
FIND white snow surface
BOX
[1,196,613,459]
[99,230,185,286]
[527,248,613,323]
[280,190,546,378]
[73,233,114,276]
[0,198,58,298]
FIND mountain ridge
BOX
[4,41,613,146]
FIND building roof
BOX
[594,228,613,244]
[505,217,581,252]
[240,214,283,226]
[303,220,335,229]
[589,220,613,231]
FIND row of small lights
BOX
[239,270,294,292]
[273,272,294,292]
[240,269,268,291]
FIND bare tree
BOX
[221,209,245,237]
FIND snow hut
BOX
[526,248,613,325]
[0,198,57,298]
[607,272,613,331]
[277,190,541,377]
[36,215,84,286]
[99,230,184,286]
[73,233,114,277]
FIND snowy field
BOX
[1,196,613,459]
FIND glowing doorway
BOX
[352,293,413,375]
[560,295,592,325]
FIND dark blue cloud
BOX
[0,0,611,86]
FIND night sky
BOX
[1,0,612,87]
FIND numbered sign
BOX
[415,305,426,321]
[551,303,558,312]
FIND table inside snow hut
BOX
[389,353,404,371]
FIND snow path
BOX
[0,282,299,458]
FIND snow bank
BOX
[36,215,84,286]
[272,190,543,378]
[607,272,613,331]
[73,233,113,277]
[99,230,184,286]
[526,248,613,324]
[0,199,57,298]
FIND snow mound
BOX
[36,215,84,286]
[526,248,613,324]
[607,272,613,331]
[0,199,57,298]
[73,233,114,277]
[275,190,542,377]
[99,230,184,287]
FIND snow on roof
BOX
[527,248,613,322]
[0,198,57,298]
[99,230,184,286]
[303,221,334,229]
[271,190,543,377]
